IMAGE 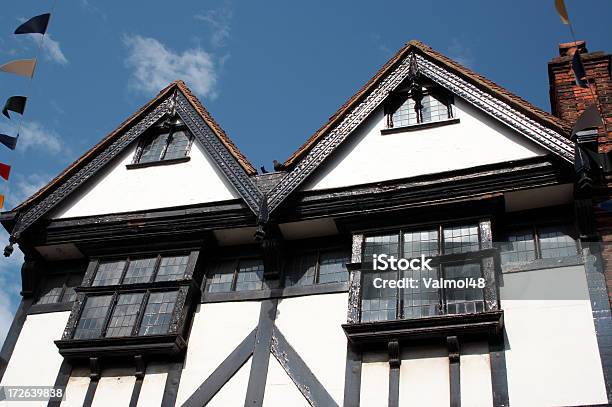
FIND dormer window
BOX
[133,117,193,165]
[384,85,454,130]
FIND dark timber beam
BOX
[447,336,461,407]
[244,299,277,407]
[271,327,338,407]
[182,329,256,406]
[343,343,362,407]
[387,340,400,407]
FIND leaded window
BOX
[72,290,179,339]
[388,88,452,128]
[92,255,189,286]
[135,125,193,164]
[500,223,578,265]
[284,249,350,287]
[37,272,83,305]
[360,222,493,322]
[205,258,266,293]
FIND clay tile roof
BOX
[14,80,256,212]
[283,39,572,168]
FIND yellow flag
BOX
[0,59,37,78]
[555,0,569,24]
[0,194,5,209]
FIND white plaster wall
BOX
[207,358,252,407]
[274,293,348,405]
[176,301,260,405]
[0,311,69,407]
[398,345,450,407]
[52,141,239,219]
[91,368,135,407]
[303,98,545,191]
[460,342,493,407]
[501,265,608,406]
[136,363,168,407]
[60,367,89,407]
[360,351,389,407]
[262,357,310,407]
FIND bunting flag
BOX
[14,13,51,35]
[572,50,588,88]
[0,134,18,150]
[0,195,4,210]
[2,96,27,119]
[555,0,569,24]
[0,163,11,181]
[572,104,603,137]
[0,59,36,78]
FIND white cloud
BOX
[40,34,68,65]
[195,5,232,48]
[0,121,63,155]
[123,35,218,99]
[5,173,52,209]
[447,37,475,68]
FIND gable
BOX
[50,138,239,219]
[8,81,263,237]
[303,97,547,191]
[267,43,574,211]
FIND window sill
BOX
[126,156,190,170]
[380,118,460,135]
[342,310,503,346]
[55,334,187,361]
[28,301,73,315]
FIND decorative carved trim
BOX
[11,89,264,238]
[266,51,574,212]
[62,293,86,340]
[388,340,400,368]
[347,269,362,324]
[175,92,263,214]
[169,285,189,335]
[13,98,173,237]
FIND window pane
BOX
[392,98,417,127]
[363,234,399,267]
[123,258,157,284]
[163,130,191,160]
[92,261,125,286]
[421,94,448,123]
[138,133,168,163]
[138,291,178,336]
[539,225,577,259]
[37,275,65,304]
[403,229,439,258]
[105,293,144,337]
[285,253,317,287]
[443,263,485,315]
[155,255,189,282]
[74,295,113,340]
[235,259,265,291]
[361,270,397,322]
[402,266,441,319]
[206,260,236,293]
[61,273,84,303]
[500,230,536,264]
[443,225,480,254]
[318,250,349,284]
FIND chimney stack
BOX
[548,40,612,154]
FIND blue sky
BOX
[0,0,610,342]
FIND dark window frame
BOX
[385,87,454,129]
[203,257,266,293]
[283,247,350,287]
[35,271,83,305]
[90,253,191,287]
[359,219,496,323]
[72,287,180,340]
[132,123,194,165]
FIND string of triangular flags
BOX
[0,12,53,209]
[554,0,604,136]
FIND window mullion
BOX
[438,225,445,314]
[132,291,150,336]
[160,129,173,160]
[119,259,130,285]
[533,226,541,259]
[101,292,119,338]
[231,260,239,291]
[314,250,321,284]
[396,231,403,320]
[150,255,163,283]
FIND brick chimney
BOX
[548,40,612,153]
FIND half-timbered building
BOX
[0,39,610,406]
